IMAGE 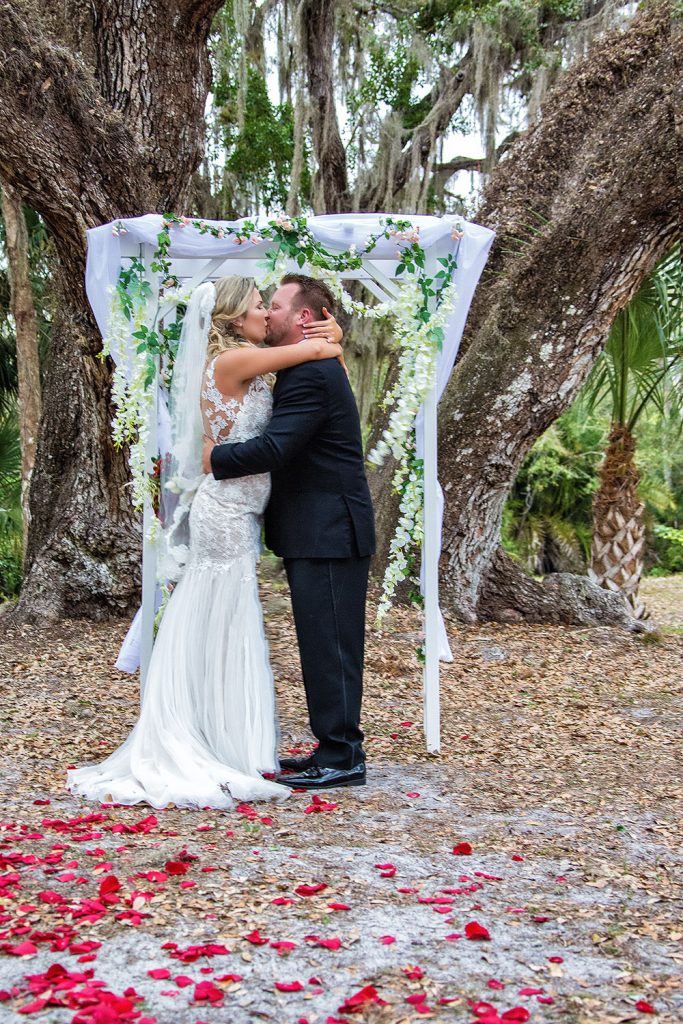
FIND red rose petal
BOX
[635,1001,657,1015]
[452,842,473,856]
[501,1009,530,1022]
[464,921,491,941]
[6,941,38,956]
[338,985,387,1011]
[275,980,304,992]
[295,883,327,897]
[305,935,342,950]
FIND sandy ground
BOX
[0,573,681,1023]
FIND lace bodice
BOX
[188,357,273,573]
[201,357,272,444]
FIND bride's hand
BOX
[302,307,343,345]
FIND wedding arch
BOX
[85,212,494,752]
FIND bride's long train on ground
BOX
[67,368,288,809]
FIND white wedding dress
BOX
[67,360,288,809]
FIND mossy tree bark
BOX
[0,0,224,620]
[435,1,679,626]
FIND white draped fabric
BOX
[84,212,494,749]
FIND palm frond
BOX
[584,244,683,430]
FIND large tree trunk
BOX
[300,0,351,213]
[0,183,41,548]
[430,0,679,625]
[0,0,224,620]
[589,425,647,619]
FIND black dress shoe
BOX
[278,764,366,790]
[278,754,318,772]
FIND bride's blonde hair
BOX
[206,275,257,359]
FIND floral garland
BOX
[105,213,461,614]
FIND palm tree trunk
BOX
[589,424,647,619]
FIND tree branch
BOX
[359,58,472,210]
[172,0,226,30]
[0,1,139,240]
[301,0,351,213]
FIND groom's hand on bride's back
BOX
[202,438,214,475]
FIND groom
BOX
[203,274,375,790]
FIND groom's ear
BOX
[298,306,315,326]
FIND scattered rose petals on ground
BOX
[295,883,327,897]
[338,984,388,1012]
[270,940,297,954]
[4,941,38,956]
[304,795,337,814]
[465,921,491,941]
[452,842,473,855]
[165,861,189,876]
[406,992,431,1012]
[501,1009,530,1022]
[193,980,223,1004]
[305,935,342,950]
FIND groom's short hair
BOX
[281,274,336,320]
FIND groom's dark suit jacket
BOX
[210,357,375,558]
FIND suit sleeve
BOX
[210,364,328,480]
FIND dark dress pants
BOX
[283,556,369,769]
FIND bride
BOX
[67,276,343,809]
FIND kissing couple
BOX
[68,273,375,809]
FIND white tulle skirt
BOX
[67,552,289,809]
